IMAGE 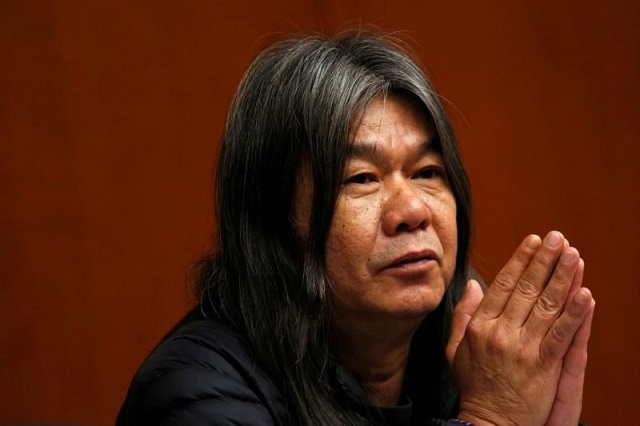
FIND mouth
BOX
[383,249,438,271]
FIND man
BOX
[117,32,594,425]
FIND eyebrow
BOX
[346,138,441,162]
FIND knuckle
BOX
[512,248,533,266]
[549,264,573,287]
[539,341,556,363]
[516,275,541,300]
[534,245,562,269]
[466,319,483,338]
[492,273,514,293]
[491,240,540,291]
[539,328,571,364]
[549,321,571,344]
[486,329,510,356]
[536,293,563,318]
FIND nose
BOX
[381,180,432,236]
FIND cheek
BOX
[325,200,379,275]
[436,196,458,275]
[442,198,457,245]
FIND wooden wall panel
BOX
[0,1,322,423]
[1,1,637,424]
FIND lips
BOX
[383,249,438,270]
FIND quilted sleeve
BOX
[116,320,285,425]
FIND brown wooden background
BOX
[1,1,638,424]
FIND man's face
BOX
[293,94,457,326]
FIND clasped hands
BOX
[447,231,595,426]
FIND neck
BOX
[331,315,422,407]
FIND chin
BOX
[384,293,445,320]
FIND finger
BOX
[544,300,594,426]
[446,279,484,366]
[566,258,585,310]
[502,231,566,326]
[523,248,581,341]
[561,298,594,376]
[474,234,541,321]
[540,287,593,364]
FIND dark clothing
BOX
[117,309,464,425]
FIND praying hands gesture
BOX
[447,231,595,425]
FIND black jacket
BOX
[117,309,469,425]
[117,310,289,425]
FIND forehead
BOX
[358,93,429,128]
[349,93,438,156]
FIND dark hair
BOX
[196,31,472,425]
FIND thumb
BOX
[446,279,484,367]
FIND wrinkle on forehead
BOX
[357,93,429,134]
[348,93,436,160]
[358,94,388,134]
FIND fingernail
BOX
[545,231,563,248]
[524,234,542,249]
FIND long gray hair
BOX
[197,31,472,424]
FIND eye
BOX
[415,167,445,180]
[344,173,377,185]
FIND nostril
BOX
[395,219,427,234]
[396,223,410,233]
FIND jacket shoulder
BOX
[117,313,287,425]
